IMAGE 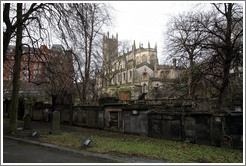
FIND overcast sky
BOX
[106,1,212,64]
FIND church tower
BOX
[103,32,118,62]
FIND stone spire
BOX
[132,40,136,50]
[133,40,136,60]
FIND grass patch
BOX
[3,118,243,163]
[38,130,243,163]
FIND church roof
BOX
[136,62,154,70]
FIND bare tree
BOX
[165,12,209,97]
[164,3,243,108]
[43,49,75,112]
[198,3,243,107]
[8,3,22,133]
[3,3,49,62]
[3,3,56,133]
[52,3,112,104]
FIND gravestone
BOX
[23,114,32,130]
[50,111,61,134]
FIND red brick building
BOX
[3,44,74,100]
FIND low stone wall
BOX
[148,102,230,146]
[31,104,51,122]
[123,110,149,135]
[148,112,221,145]
[4,98,242,149]
[72,106,104,128]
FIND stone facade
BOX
[97,32,181,100]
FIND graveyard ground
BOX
[2,118,243,163]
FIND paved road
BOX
[3,138,114,163]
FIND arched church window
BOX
[142,72,147,79]
[142,55,147,63]
[129,70,133,79]
[160,70,169,78]
[160,71,164,78]
[150,54,156,66]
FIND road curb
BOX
[3,136,163,163]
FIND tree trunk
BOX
[82,78,89,103]
[69,94,74,126]
[9,3,22,134]
[51,95,57,112]
[3,3,12,62]
[217,3,233,108]
[218,60,230,107]
[188,54,194,97]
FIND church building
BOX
[97,32,181,100]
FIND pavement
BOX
[3,137,114,163]
[2,119,164,163]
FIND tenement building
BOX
[96,32,181,100]
[3,45,74,100]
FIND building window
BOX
[150,54,155,66]
[22,63,28,69]
[118,74,120,82]
[142,72,147,79]
[129,71,132,79]
[160,70,168,78]
[23,56,28,61]
[34,64,38,69]
[142,55,147,63]
[123,73,126,81]
[30,53,34,58]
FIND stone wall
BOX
[31,103,51,122]
[148,108,230,147]
[4,98,242,149]
[72,106,104,128]
[123,110,148,135]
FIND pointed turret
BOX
[132,40,136,60]
[132,40,136,50]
